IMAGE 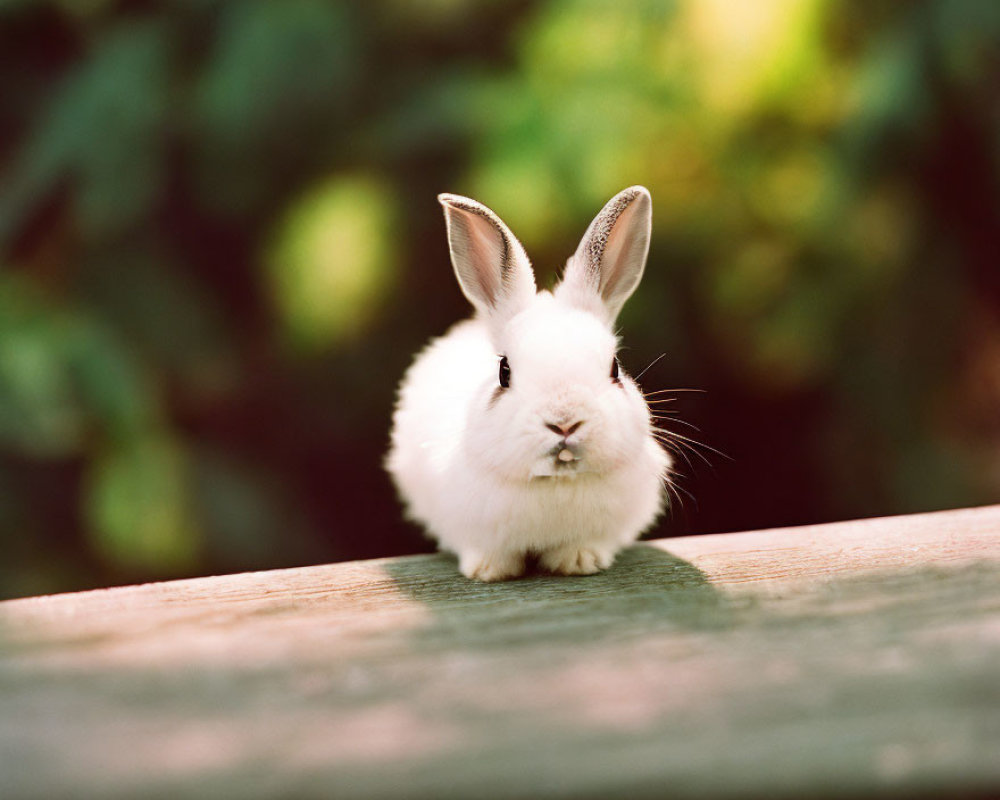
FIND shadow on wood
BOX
[383,544,734,651]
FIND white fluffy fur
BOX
[386,186,671,581]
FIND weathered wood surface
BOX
[1,505,999,799]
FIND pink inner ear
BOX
[444,203,507,309]
[466,220,505,303]
[598,198,649,306]
[557,186,651,324]
[440,195,536,319]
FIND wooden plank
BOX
[1,505,999,798]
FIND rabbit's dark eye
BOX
[499,356,511,389]
[611,357,620,382]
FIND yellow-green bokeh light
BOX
[267,175,397,352]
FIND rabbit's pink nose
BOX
[545,420,584,438]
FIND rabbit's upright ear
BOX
[557,186,651,324]
[438,194,536,318]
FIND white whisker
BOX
[633,352,667,382]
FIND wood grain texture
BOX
[2,505,999,798]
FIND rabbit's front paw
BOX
[539,544,616,576]
[459,550,526,582]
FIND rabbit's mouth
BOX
[530,445,587,479]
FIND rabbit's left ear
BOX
[557,186,651,324]
[438,193,536,319]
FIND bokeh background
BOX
[1,0,998,599]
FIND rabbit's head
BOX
[439,187,656,482]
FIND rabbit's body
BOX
[387,187,671,581]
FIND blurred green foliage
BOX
[0,0,997,598]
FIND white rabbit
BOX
[386,186,671,581]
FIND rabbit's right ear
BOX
[557,186,651,325]
[438,194,536,318]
